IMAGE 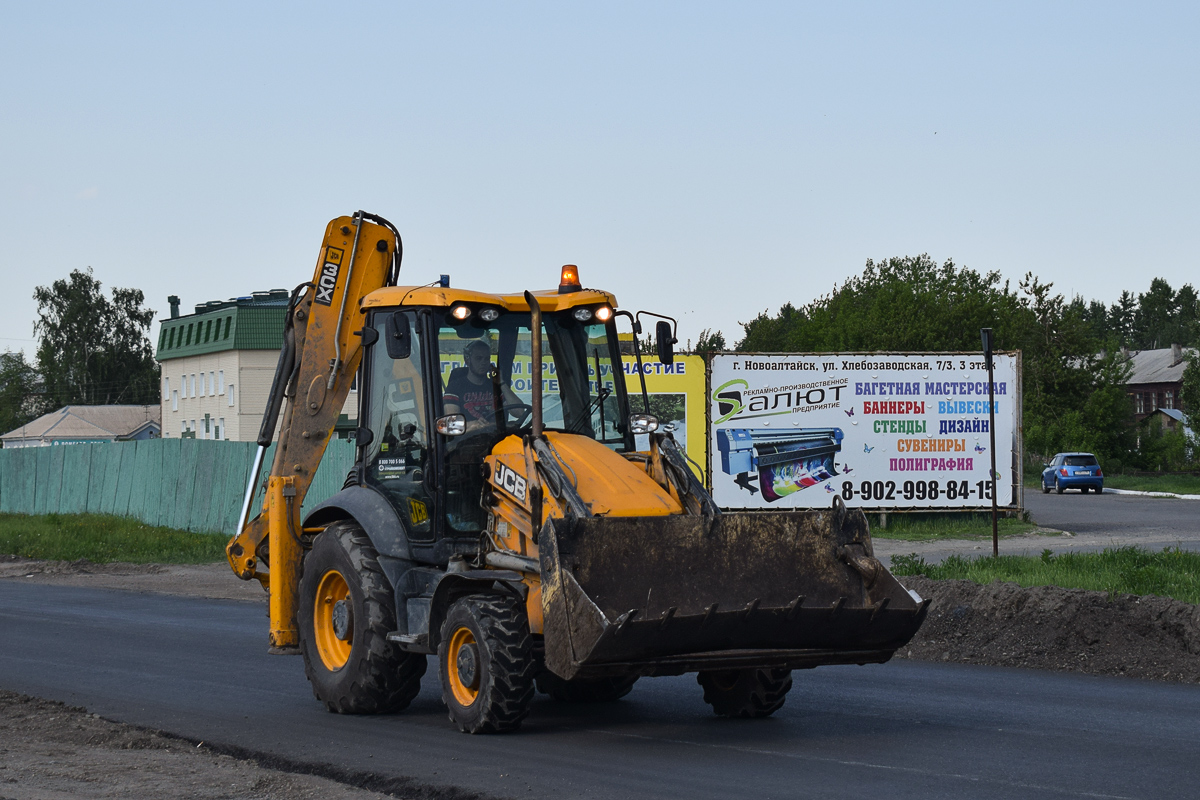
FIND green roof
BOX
[156,290,290,360]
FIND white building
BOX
[156,291,358,442]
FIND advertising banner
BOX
[709,353,1018,510]
[622,354,707,481]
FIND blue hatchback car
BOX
[1041,452,1104,494]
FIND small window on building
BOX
[228,384,235,407]
[163,377,170,398]
[224,317,232,339]
[191,373,197,397]
[210,371,216,396]
[172,389,179,411]
[181,421,187,435]
[218,417,225,440]
[205,319,213,342]
[1165,390,1174,410]
[218,370,225,395]
[186,323,194,346]
[158,330,166,350]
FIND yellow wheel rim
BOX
[313,569,352,671]
[447,626,481,707]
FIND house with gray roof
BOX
[1,405,160,448]
[1125,344,1196,421]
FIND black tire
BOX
[697,668,793,718]
[298,521,427,714]
[1042,482,1051,494]
[438,594,536,734]
[536,671,639,703]
[1055,479,1064,495]
[1080,486,1089,494]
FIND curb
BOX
[1103,488,1200,500]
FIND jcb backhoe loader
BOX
[227,212,928,733]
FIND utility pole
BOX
[981,328,999,558]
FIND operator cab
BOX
[355,276,636,550]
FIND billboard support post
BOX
[981,328,998,558]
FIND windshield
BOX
[435,310,630,449]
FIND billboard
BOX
[623,354,707,481]
[709,353,1019,510]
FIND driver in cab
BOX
[443,339,523,434]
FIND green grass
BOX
[0,513,228,564]
[868,512,1038,542]
[1103,474,1200,495]
[890,546,1200,605]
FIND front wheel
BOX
[697,668,792,718]
[1042,481,1051,494]
[298,521,427,714]
[438,594,536,733]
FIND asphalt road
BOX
[1023,490,1200,539]
[3,581,1198,799]
[873,491,1200,566]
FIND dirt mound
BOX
[0,554,169,575]
[896,577,1200,683]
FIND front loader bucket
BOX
[539,498,929,680]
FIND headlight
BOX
[629,413,659,434]
[450,304,471,321]
[594,305,613,322]
[478,307,501,322]
[573,307,593,322]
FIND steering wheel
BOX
[499,403,534,428]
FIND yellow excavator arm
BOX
[226,212,399,651]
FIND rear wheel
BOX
[298,521,427,714]
[537,672,639,703]
[1055,479,1064,494]
[697,668,792,718]
[438,594,536,733]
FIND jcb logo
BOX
[494,462,527,503]
[314,247,344,306]
[408,498,428,524]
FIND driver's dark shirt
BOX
[443,369,494,422]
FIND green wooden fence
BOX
[0,439,357,534]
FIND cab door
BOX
[361,309,434,540]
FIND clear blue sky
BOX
[2,2,1197,356]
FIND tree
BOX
[1181,351,1200,425]
[33,268,160,407]
[735,255,1027,353]
[0,350,41,433]
[691,328,726,357]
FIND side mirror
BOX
[435,414,465,436]
[385,311,411,360]
[655,320,675,365]
[630,413,659,434]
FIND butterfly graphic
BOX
[974,444,986,454]
[863,444,874,453]
[841,463,853,474]
[844,408,855,417]
[824,484,835,493]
